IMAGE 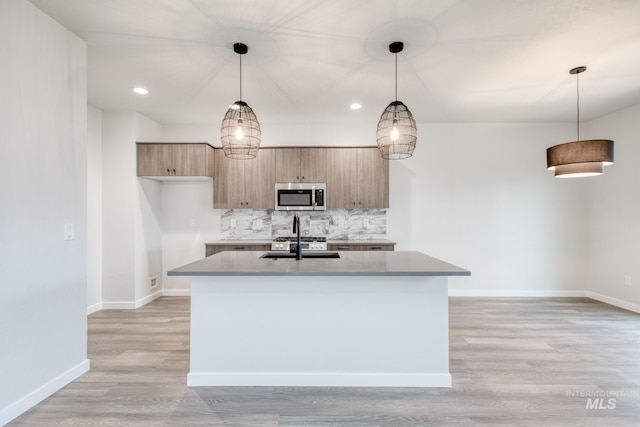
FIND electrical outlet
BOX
[149,275,159,290]
[624,275,632,286]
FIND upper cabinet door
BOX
[356,147,389,209]
[300,148,327,182]
[172,144,207,176]
[137,143,173,176]
[326,148,358,208]
[244,149,276,209]
[274,148,327,183]
[275,148,301,182]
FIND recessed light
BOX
[133,87,149,95]
[350,103,362,110]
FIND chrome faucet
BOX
[292,213,302,260]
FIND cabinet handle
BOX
[240,202,244,206]
[297,176,299,180]
[172,168,176,175]
[245,201,249,207]
[302,176,305,180]
[233,247,245,250]
[166,168,171,175]
[337,246,350,250]
[353,201,356,206]
[370,246,383,250]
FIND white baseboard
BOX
[134,290,162,308]
[448,289,588,297]
[187,372,451,388]
[162,289,191,297]
[587,291,640,314]
[0,359,90,426]
[87,302,102,315]
[99,290,163,310]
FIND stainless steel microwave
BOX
[275,183,326,211]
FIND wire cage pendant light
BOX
[376,41,417,160]
[221,42,261,159]
[546,66,614,178]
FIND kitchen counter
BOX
[170,251,469,388]
[169,250,468,277]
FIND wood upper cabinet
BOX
[275,148,326,182]
[326,147,388,209]
[137,143,214,178]
[214,148,276,209]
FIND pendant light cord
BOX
[394,52,398,102]
[239,53,243,102]
[576,71,580,141]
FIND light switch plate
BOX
[64,224,74,240]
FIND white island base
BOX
[188,275,451,388]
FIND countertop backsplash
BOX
[220,209,386,240]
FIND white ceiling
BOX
[29,0,640,129]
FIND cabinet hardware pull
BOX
[371,246,382,250]
[233,247,245,250]
[337,246,349,250]
[172,168,176,175]
[166,168,170,174]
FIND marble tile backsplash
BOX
[220,209,387,240]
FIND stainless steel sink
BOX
[260,251,340,259]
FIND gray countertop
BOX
[168,250,470,277]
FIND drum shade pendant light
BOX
[221,42,261,159]
[546,66,614,178]
[376,41,417,160]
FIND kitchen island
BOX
[168,251,470,387]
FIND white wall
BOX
[161,182,221,293]
[388,122,590,296]
[102,111,137,304]
[0,1,89,424]
[87,105,103,313]
[586,103,640,311]
[133,113,163,302]
[101,111,164,307]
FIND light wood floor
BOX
[9,297,640,426]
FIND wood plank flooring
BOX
[9,297,640,426]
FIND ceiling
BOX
[29,0,640,129]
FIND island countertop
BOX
[168,250,470,277]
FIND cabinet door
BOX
[326,148,358,208]
[244,149,276,209]
[300,148,327,182]
[173,144,207,176]
[206,244,270,256]
[214,151,245,208]
[137,144,173,176]
[356,147,389,208]
[275,148,301,182]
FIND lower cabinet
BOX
[206,244,271,257]
[328,243,395,251]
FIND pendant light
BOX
[376,41,417,160]
[546,66,614,178]
[221,42,261,159]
